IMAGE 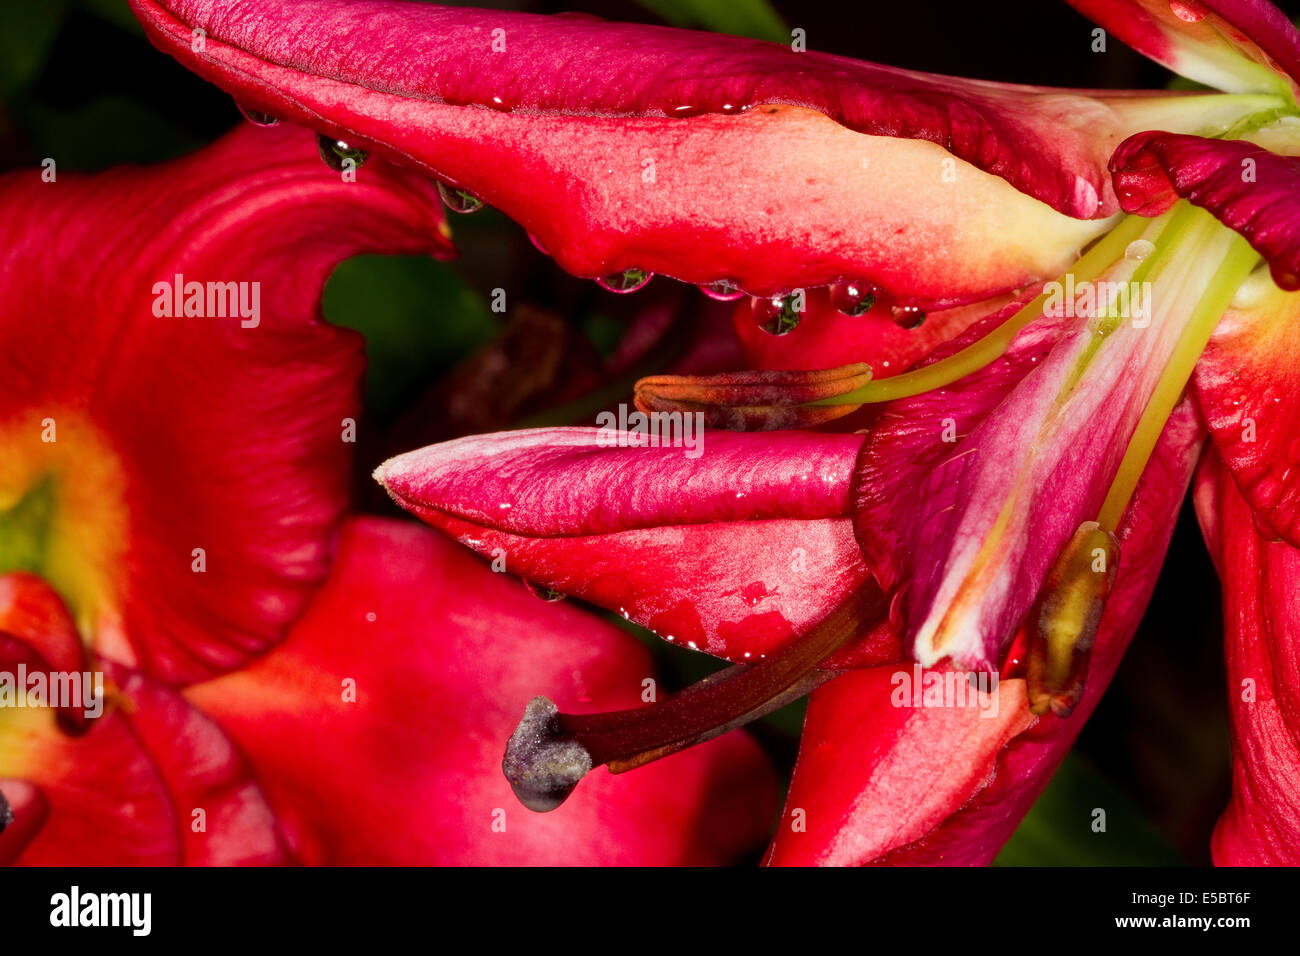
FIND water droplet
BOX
[892,305,926,328]
[436,181,484,214]
[596,268,653,293]
[524,581,567,602]
[700,279,744,301]
[670,104,702,117]
[831,280,879,316]
[237,102,279,127]
[752,293,802,336]
[317,133,369,172]
[1125,238,1156,261]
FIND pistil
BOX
[503,582,883,811]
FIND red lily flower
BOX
[132,0,1300,863]
[1,517,776,865]
[0,120,774,864]
[0,120,450,685]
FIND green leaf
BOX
[633,0,787,43]
[79,0,147,36]
[322,255,498,416]
[20,95,204,168]
[995,751,1186,866]
[0,0,71,97]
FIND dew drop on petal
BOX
[317,133,369,171]
[524,580,567,602]
[236,102,279,127]
[700,279,744,301]
[596,268,653,293]
[752,293,802,336]
[1125,238,1156,262]
[891,305,926,328]
[830,280,879,316]
[437,181,484,214]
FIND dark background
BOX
[5,0,1297,864]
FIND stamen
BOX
[1052,203,1200,405]
[1096,230,1259,531]
[0,787,11,834]
[502,582,883,811]
[634,364,873,430]
[1028,521,1118,717]
[809,215,1151,405]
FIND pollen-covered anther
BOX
[634,364,872,431]
[1027,521,1119,718]
[0,787,12,834]
[502,696,593,812]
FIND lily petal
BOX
[1067,0,1300,96]
[853,242,1210,671]
[1195,271,1300,545]
[0,575,287,865]
[186,517,779,865]
[1195,450,1300,865]
[376,427,895,665]
[127,0,1213,302]
[769,402,1203,865]
[1111,130,1300,290]
[0,123,450,684]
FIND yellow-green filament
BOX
[1096,234,1260,531]
[1055,203,1205,403]
[812,215,1151,405]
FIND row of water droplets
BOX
[240,102,931,338]
[240,104,924,610]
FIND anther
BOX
[1028,521,1119,717]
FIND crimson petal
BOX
[1195,450,1300,865]
[769,403,1203,865]
[0,123,450,684]
[375,428,896,665]
[0,575,286,865]
[186,517,779,865]
[1068,0,1300,94]
[127,0,1186,303]
[1111,131,1300,290]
